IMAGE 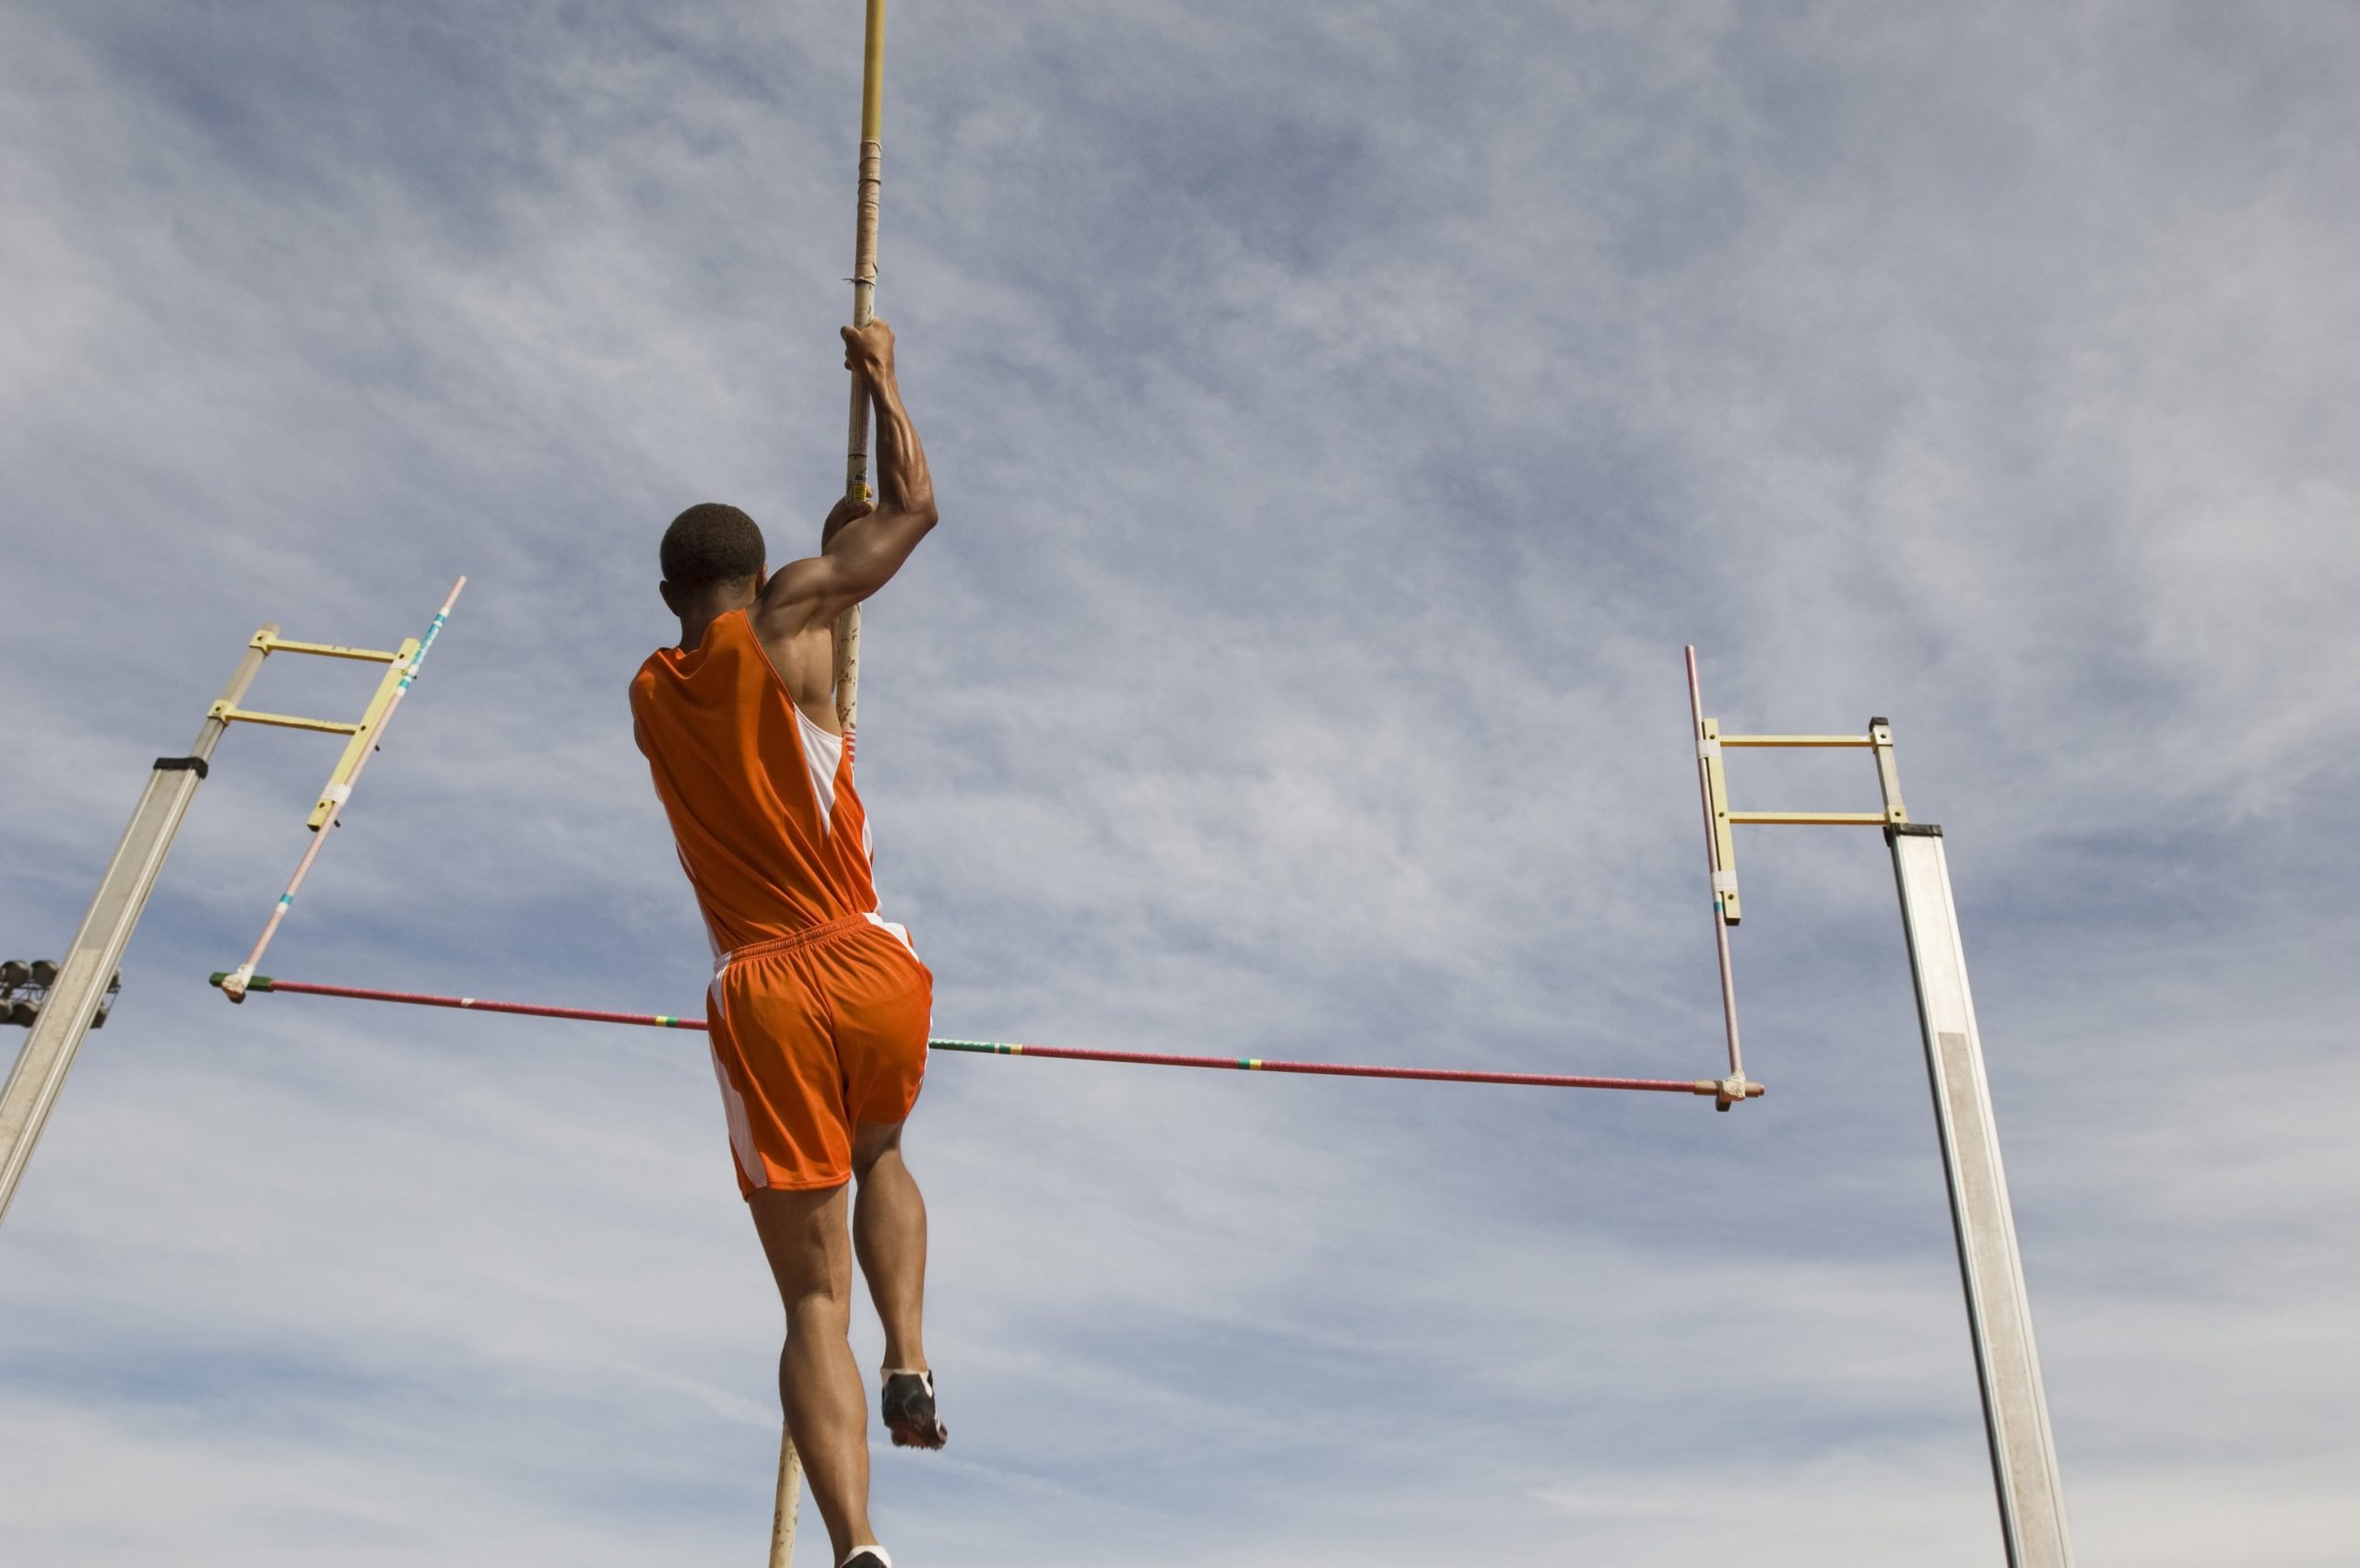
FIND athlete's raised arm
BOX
[756,320,938,641]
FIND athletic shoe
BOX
[880,1368,948,1449]
[841,1551,891,1568]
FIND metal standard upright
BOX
[0,592,463,1229]
[0,637,267,1225]
[1889,821,2072,1565]
[1688,647,2074,1568]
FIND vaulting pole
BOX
[778,11,890,1550]
[833,0,889,735]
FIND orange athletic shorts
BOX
[704,914,933,1197]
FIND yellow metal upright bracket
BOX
[206,630,428,831]
[1699,717,1741,924]
[249,632,403,664]
[1869,717,1907,824]
[207,702,364,737]
[216,579,464,1003]
[1711,725,1908,828]
[308,638,421,829]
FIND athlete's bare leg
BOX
[749,1184,873,1564]
[851,1118,928,1373]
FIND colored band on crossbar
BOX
[207,973,1764,1099]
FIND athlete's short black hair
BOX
[660,502,766,591]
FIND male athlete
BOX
[631,320,942,1568]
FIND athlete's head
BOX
[660,502,766,614]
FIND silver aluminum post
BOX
[1885,803,2075,1567]
[0,629,274,1228]
[1698,679,2073,1562]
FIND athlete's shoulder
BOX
[629,649,670,701]
[630,635,698,723]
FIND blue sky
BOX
[4,3,2356,1563]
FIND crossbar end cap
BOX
[1712,1073,1764,1110]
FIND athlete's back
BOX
[632,607,879,953]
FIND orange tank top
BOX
[631,607,879,953]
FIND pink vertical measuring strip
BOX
[220,577,466,1000]
[1685,646,1745,1087]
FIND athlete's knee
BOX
[851,1118,906,1178]
[749,1184,854,1306]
